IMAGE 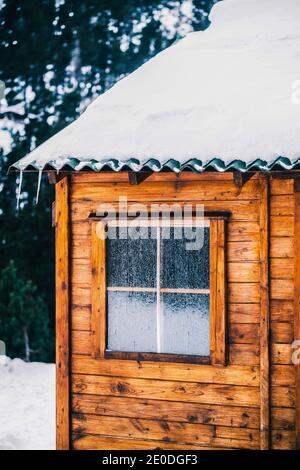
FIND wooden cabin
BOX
[48,170,298,451]
[10,0,300,450]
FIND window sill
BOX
[104,350,211,365]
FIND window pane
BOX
[107,291,157,352]
[107,227,156,287]
[160,293,210,356]
[160,227,210,289]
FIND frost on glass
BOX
[107,291,157,352]
[106,224,210,357]
[106,227,156,287]
[161,293,210,356]
[160,227,210,289]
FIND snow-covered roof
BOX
[11,0,300,173]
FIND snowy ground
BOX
[0,357,55,450]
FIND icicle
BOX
[16,170,23,210]
[35,169,42,204]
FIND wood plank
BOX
[270,195,294,216]
[210,218,226,365]
[259,173,270,450]
[72,394,260,428]
[228,303,260,324]
[227,241,259,261]
[72,286,90,306]
[227,222,259,242]
[271,430,296,450]
[73,330,90,355]
[216,218,226,366]
[72,434,231,450]
[229,344,260,366]
[271,387,296,408]
[270,216,294,237]
[71,180,260,202]
[294,179,300,449]
[270,237,293,258]
[55,177,70,450]
[271,300,293,323]
[72,221,91,238]
[71,200,260,223]
[72,239,91,259]
[71,305,91,331]
[215,426,259,449]
[272,407,295,430]
[72,414,215,446]
[71,171,258,184]
[272,365,295,387]
[228,283,260,303]
[270,258,294,280]
[72,374,260,407]
[72,413,259,449]
[227,262,260,283]
[270,178,294,196]
[72,262,91,285]
[271,322,294,343]
[72,355,259,386]
[272,344,293,365]
[229,324,259,344]
[90,221,106,358]
[271,280,294,300]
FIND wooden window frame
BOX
[90,213,227,366]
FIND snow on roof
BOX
[11,0,300,173]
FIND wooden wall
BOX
[59,172,297,450]
[270,177,295,449]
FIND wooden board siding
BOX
[270,177,296,450]
[56,177,70,450]
[294,178,300,449]
[62,171,297,450]
[259,174,270,449]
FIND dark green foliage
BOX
[0,0,218,362]
[0,261,51,362]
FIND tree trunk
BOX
[23,326,30,362]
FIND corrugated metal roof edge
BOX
[8,156,300,174]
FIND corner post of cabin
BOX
[55,176,71,450]
[294,176,300,450]
[259,172,270,450]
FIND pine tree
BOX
[0,261,51,362]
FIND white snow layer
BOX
[0,357,55,450]
[14,0,300,169]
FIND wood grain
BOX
[56,177,70,450]
[259,174,270,449]
[90,221,106,358]
[72,374,260,407]
[270,216,294,237]
[72,434,232,450]
[72,413,260,449]
[71,179,260,202]
[68,172,297,449]
[72,393,260,428]
[72,355,259,386]
[210,218,226,365]
[294,179,300,449]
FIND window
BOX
[90,214,226,366]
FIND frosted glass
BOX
[107,227,156,287]
[107,291,157,352]
[160,293,210,356]
[161,227,210,289]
